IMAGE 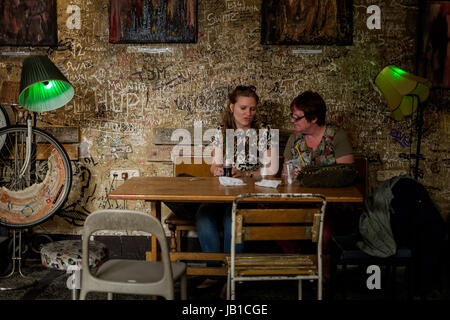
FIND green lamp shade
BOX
[19,55,74,112]
[375,65,432,121]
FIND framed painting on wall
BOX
[261,0,353,45]
[109,0,197,44]
[0,0,57,46]
[417,1,450,88]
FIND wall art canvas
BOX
[109,0,197,44]
[418,1,450,88]
[261,0,353,45]
[0,0,57,46]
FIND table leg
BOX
[148,200,161,262]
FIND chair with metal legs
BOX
[0,230,37,291]
[40,238,108,299]
[79,209,187,300]
[227,193,327,300]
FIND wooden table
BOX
[108,176,364,261]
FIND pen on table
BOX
[295,145,306,167]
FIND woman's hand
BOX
[213,166,224,177]
[231,168,246,178]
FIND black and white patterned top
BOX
[211,123,273,172]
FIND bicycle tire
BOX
[0,105,10,150]
[0,125,72,228]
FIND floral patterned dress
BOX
[288,124,339,166]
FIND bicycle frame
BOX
[18,115,33,178]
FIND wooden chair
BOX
[166,156,229,276]
[227,193,327,300]
[165,156,212,253]
[325,155,369,295]
[329,234,413,300]
[329,155,368,234]
[353,155,369,197]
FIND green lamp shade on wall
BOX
[375,65,432,121]
[19,55,74,112]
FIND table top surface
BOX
[108,176,364,203]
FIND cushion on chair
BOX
[41,239,108,270]
[332,235,412,261]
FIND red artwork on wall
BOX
[261,0,353,45]
[109,0,197,44]
[0,0,57,46]
[418,1,450,88]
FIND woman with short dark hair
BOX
[283,90,354,169]
[280,91,355,259]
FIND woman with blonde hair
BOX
[196,85,277,297]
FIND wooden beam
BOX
[39,144,79,161]
[37,126,80,143]
[5,144,78,160]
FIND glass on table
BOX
[283,162,295,184]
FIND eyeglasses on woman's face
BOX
[290,112,305,122]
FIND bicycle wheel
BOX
[0,125,72,228]
[0,105,10,150]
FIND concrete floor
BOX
[0,257,448,301]
[0,234,448,301]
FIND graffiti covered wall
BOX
[0,0,448,234]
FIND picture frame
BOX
[109,0,197,44]
[0,0,57,46]
[261,0,353,45]
[417,1,450,88]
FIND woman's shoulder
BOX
[284,131,300,147]
[327,124,352,144]
[327,123,348,135]
[326,123,349,138]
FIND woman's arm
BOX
[336,154,355,164]
[232,149,278,179]
[334,130,355,164]
[211,146,224,176]
[260,148,278,177]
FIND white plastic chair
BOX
[79,209,187,300]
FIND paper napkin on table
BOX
[255,179,282,188]
[219,176,246,186]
